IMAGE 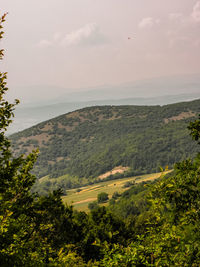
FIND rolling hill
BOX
[8,73,200,135]
[10,99,200,191]
[8,92,200,135]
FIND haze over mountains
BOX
[8,74,200,134]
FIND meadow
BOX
[62,172,164,211]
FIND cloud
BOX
[169,13,183,21]
[138,17,160,29]
[61,23,106,46]
[36,39,53,48]
[53,32,62,42]
[191,1,200,22]
[166,3,200,49]
[37,23,107,48]
[36,32,61,48]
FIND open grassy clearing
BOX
[62,172,168,212]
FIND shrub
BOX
[97,192,109,203]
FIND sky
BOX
[1,0,200,103]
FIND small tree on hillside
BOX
[97,192,109,203]
[88,201,99,210]
[188,114,200,144]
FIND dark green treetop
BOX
[188,114,200,144]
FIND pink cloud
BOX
[36,39,53,48]
[169,13,183,21]
[61,23,106,46]
[138,17,160,29]
[192,1,200,22]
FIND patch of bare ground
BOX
[56,157,64,162]
[66,111,82,119]
[57,122,78,132]
[66,109,122,123]
[74,198,96,205]
[139,114,147,119]
[81,136,94,142]
[108,115,122,120]
[91,109,122,121]
[164,111,196,123]
[19,133,51,146]
[48,160,55,165]
[41,123,53,132]
[80,185,103,193]
[99,166,129,180]
[65,111,92,123]
[14,144,37,155]
[94,113,121,122]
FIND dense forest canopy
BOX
[10,100,200,189]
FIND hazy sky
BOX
[1,0,200,102]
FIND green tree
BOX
[97,192,109,203]
[112,191,121,199]
[88,201,99,210]
[188,114,200,144]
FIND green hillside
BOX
[10,99,200,186]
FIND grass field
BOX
[62,172,167,212]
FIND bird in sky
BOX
[128,36,135,40]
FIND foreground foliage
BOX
[101,156,200,266]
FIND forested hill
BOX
[10,99,200,180]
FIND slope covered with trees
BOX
[10,99,200,184]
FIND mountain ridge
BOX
[10,99,200,188]
[8,93,200,135]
